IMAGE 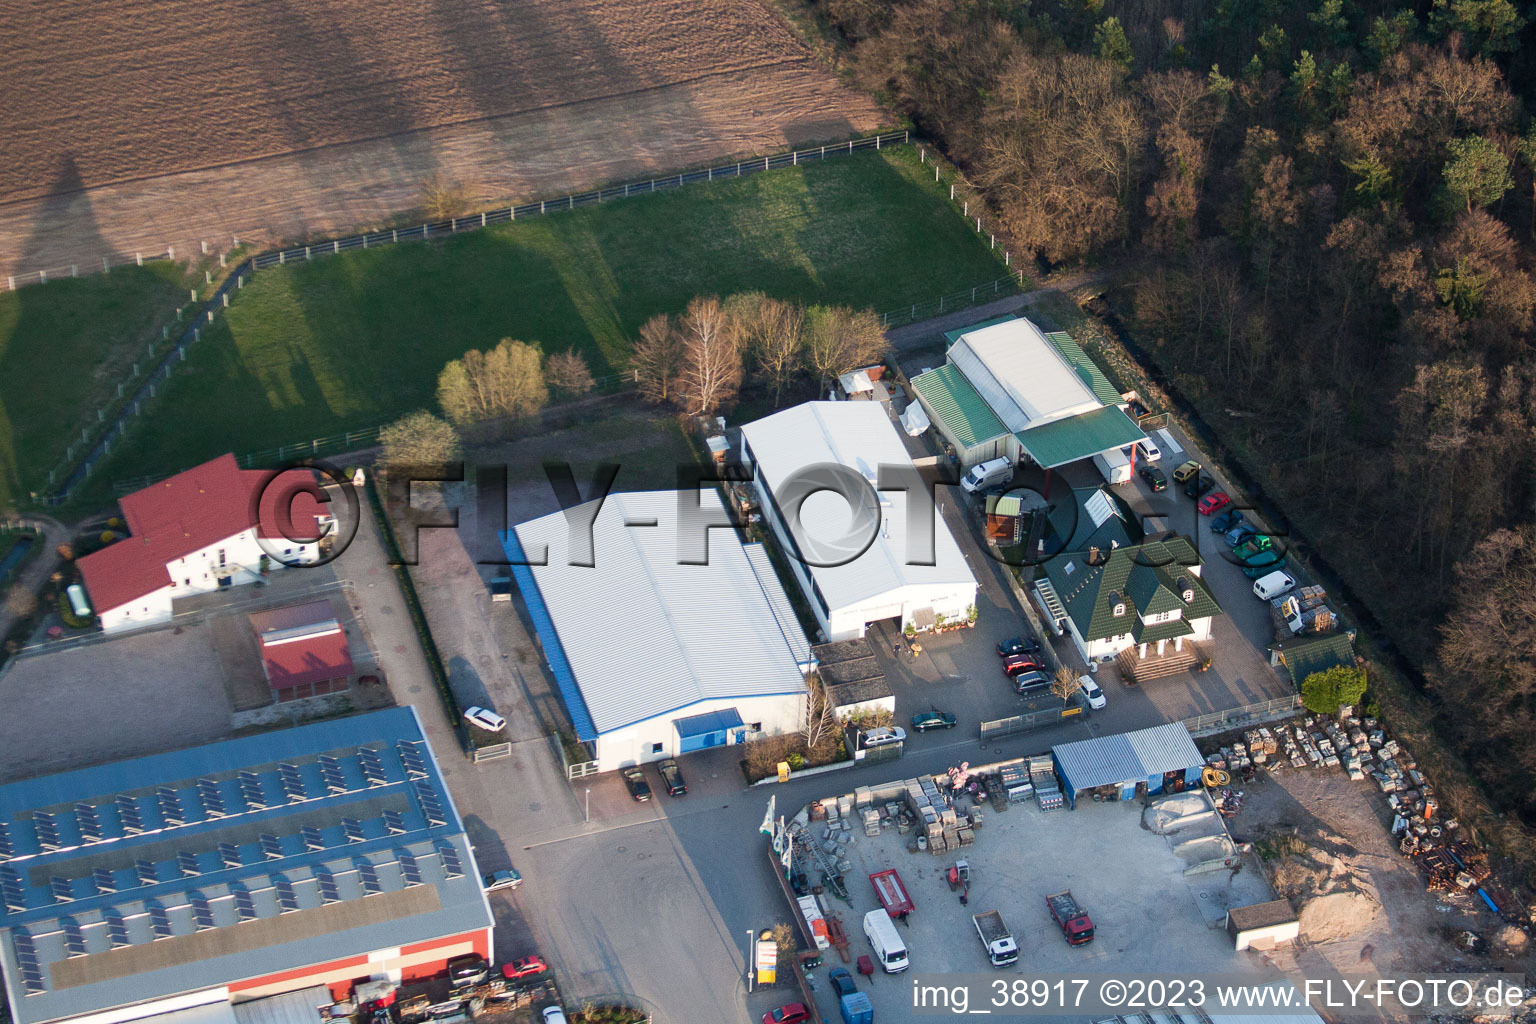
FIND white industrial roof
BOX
[948,318,1102,431]
[511,491,809,735]
[739,401,976,613]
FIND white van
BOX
[1252,570,1296,601]
[960,457,1013,494]
[863,909,909,973]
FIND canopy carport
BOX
[674,707,745,752]
[1014,404,1147,470]
[1051,722,1204,807]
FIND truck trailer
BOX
[869,868,914,918]
[972,910,1020,966]
[1045,890,1095,945]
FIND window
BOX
[651,742,664,755]
[750,723,762,732]
[217,549,226,567]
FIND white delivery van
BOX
[1092,447,1132,485]
[960,456,1013,494]
[863,909,909,973]
[1252,570,1296,601]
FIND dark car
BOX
[1226,523,1258,548]
[828,968,858,998]
[1013,670,1050,692]
[997,635,1042,658]
[1243,557,1288,579]
[1137,463,1168,492]
[911,711,958,732]
[657,758,687,797]
[1210,509,1245,533]
[621,766,651,801]
[1183,472,1215,498]
[1002,655,1042,677]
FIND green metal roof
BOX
[1272,631,1356,685]
[944,313,1020,347]
[1042,330,1122,405]
[912,364,1009,449]
[1015,404,1147,470]
[1045,534,1223,643]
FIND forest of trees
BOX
[805,0,1536,817]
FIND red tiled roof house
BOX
[78,454,333,633]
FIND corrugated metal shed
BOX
[947,317,1103,431]
[505,491,810,739]
[1052,722,1203,791]
[910,365,1008,448]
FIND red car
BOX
[501,956,548,981]
[1002,655,1041,678]
[1197,491,1231,516]
[762,1005,810,1024]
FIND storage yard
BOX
[1206,710,1536,978]
[768,759,1278,1022]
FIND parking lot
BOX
[784,782,1275,1022]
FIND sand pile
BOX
[1494,924,1529,955]
[1298,891,1382,943]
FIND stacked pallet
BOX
[999,764,1033,803]
[1028,755,1063,811]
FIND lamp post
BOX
[747,930,755,993]
[584,787,590,823]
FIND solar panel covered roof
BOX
[0,708,490,1024]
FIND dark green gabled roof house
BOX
[1035,532,1224,665]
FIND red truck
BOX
[869,869,914,919]
[1045,890,1094,945]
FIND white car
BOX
[463,706,506,732]
[863,726,907,748]
[1079,676,1107,710]
[1137,438,1162,463]
[542,1008,568,1024]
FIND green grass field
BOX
[75,145,1013,499]
[0,263,191,508]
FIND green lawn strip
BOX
[0,262,191,506]
[86,146,1010,489]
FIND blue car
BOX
[1210,509,1245,533]
[1226,523,1257,547]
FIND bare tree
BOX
[630,313,685,404]
[1050,666,1083,704]
[379,410,462,473]
[803,676,839,750]
[437,339,547,426]
[5,586,38,618]
[676,295,742,414]
[419,177,471,221]
[805,305,889,388]
[545,349,595,399]
[734,296,806,405]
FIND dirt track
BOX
[0,0,883,278]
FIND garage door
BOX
[674,708,744,753]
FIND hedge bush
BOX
[1300,665,1368,715]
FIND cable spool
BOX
[1202,766,1231,788]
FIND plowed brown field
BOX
[0,0,883,278]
